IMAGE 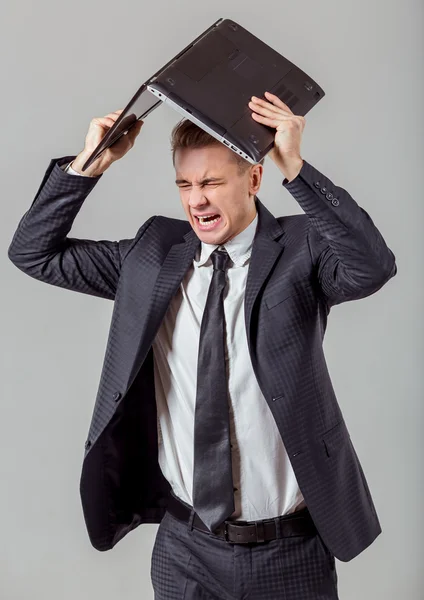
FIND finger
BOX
[251,112,289,128]
[105,112,123,120]
[264,91,294,115]
[102,110,124,122]
[126,120,143,139]
[250,97,283,116]
[249,100,287,119]
[92,117,116,131]
[249,98,293,116]
[94,116,116,126]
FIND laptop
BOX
[82,17,325,172]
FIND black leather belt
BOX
[166,491,317,544]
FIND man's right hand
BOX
[70,109,144,177]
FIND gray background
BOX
[1,1,422,598]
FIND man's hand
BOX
[248,91,305,181]
[71,109,144,177]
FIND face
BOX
[175,144,263,245]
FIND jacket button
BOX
[113,392,122,402]
[314,181,321,188]
[85,440,91,450]
[320,187,327,194]
[326,192,333,200]
[331,198,340,206]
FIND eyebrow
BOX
[175,177,224,185]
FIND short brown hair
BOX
[170,118,265,175]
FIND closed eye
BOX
[179,183,219,189]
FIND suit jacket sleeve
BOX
[282,160,397,307]
[8,155,156,300]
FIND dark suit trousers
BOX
[150,494,339,599]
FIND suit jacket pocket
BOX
[322,419,350,457]
[264,280,313,310]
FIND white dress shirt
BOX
[62,160,306,521]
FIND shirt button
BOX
[314,181,321,188]
[331,198,340,206]
[320,187,327,194]
[326,192,334,200]
[113,392,122,402]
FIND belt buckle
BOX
[223,521,232,543]
[254,520,266,543]
[223,520,266,544]
[223,521,245,543]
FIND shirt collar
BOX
[193,212,258,268]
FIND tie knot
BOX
[210,248,231,272]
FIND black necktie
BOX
[192,247,235,532]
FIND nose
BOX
[187,189,208,211]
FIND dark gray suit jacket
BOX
[8,154,397,561]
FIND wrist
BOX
[282,157,304,183]
[71,152,109,177]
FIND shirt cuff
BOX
[62,160,96,177]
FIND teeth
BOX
[199,215,220,224]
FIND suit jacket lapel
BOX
[244,198,286,350]
[125,229,200,390]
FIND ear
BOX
[249,164,263,194]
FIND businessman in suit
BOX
[8,91,397,599]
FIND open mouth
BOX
[195,214,222,230]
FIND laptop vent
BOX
[271,82,299,110]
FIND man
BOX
[8,92,397,599]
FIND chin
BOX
[193,219,229,245]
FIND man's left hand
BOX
[248,91,305,181]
